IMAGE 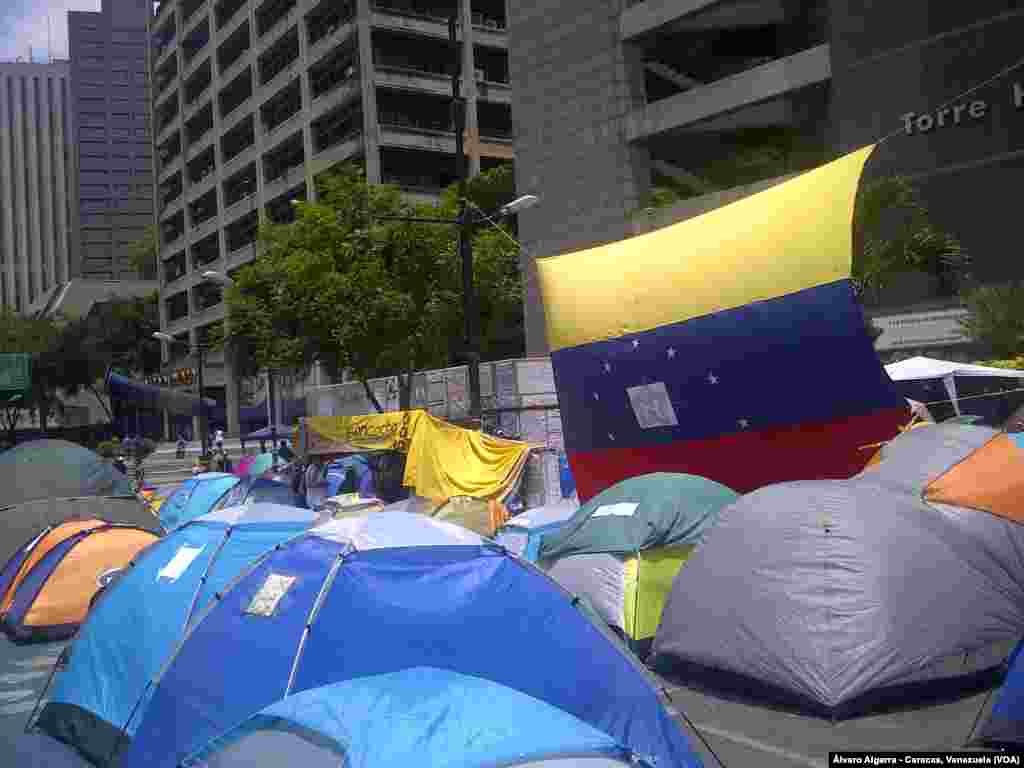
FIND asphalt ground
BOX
[0,630,1000,767]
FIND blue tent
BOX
[496,497,580,562]
[158,473,240,530]
[116,513,702,768]
[214,477,307,511]
[971,638,1024,746]
[35,502,320,767]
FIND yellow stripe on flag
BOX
[538,145,876,352]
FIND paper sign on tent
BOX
[157,545,205,582]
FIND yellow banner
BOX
[538,145,876,352]
[301,411,531,501]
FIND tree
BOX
[53,293,162,423]
[959,282,1024,359]
[0,308,63,441]
[126,224,159,279]
[221,163,523,412]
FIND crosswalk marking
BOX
[0,670,48,685]
[0,699,38,715]
[0,688,35,702]
[11,655,61,669]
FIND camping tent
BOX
[970,639,1024,747]
[0,440,134,507]
[158,472,240,530]
[0,496,160,567]
[495,496,580,561]
[36,502,320,767]
[183,669,637,768]
[113,512,702,768]
[650,472,1024,717]
[213,476,307,512]
[885,356,1024,425]
[536,474,738,656]
[0,521,159,643]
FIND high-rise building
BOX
[149,0,512,434]
[69,0,156,281]
[510,1,1024,360]
[0,61,77,312]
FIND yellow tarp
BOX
[301,411,531,501]
[537,145,876,352]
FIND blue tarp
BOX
[243,425,294,442]
[118,514,702,768]
[36,504,319,768]
[159,473,239,530]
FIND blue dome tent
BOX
[213,476,307,511]
[970,639,1024,747]
[35,502,320,767]
[116,513,702,768]
[158,473,240,530]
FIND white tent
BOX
[885,356,1024,417]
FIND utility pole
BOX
[450,9,481,424]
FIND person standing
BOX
[215,428,224,451]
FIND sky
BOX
[0,0,100,62]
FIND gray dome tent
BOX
[0,439,134,507]
[650,477,1024,717]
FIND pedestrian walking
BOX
[215,428,224,451]
[176,432,187,460]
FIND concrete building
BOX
[509,0,1024,362]
[149,0,512,434]
[69,0,156,281]
[0,61,77,313]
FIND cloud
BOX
[0,0,101,62]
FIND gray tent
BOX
[0,496,161,565]
[0,439,134,507]
[650,477,1023,717]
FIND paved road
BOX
[0,638,89,766]
[0,632,1001,766]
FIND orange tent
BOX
[0,520,159,643]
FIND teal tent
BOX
[0,440,134,508]
[539,472,737,560]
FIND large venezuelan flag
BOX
[538,145,909,501]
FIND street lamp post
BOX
[153,332,209,459]
[202,270,281,468]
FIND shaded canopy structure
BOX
[651,427,1024,717]
[116,513,701,768]
[0,440,134,508]
[884,356,1024,425]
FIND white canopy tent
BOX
[885,356,1024,417]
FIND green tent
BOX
[537,472,738,657]
[539,472,737,560]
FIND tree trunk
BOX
[398,360,416,411]
[361,378,384,413]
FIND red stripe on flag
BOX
[568,406,909,501]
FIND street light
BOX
[203,270,281,467]
[153,331,210,459]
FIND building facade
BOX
[68,0,156,282]
[149,0,512,434]
[0,62,77,312]
[510,0,1024,359]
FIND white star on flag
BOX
[631,340,639,349]
[608,432,616,441]
[593,392,600,401]
[708,372,719,385]
[603,362,612,373]
[667,347,676,359]
[738,419,749,429]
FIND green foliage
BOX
[960,282,1024,359]
[973,357,1024,370]
[0,307,65,438]
[852,176,967,303]
[223,163,523,410]
[126,225,159,279]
